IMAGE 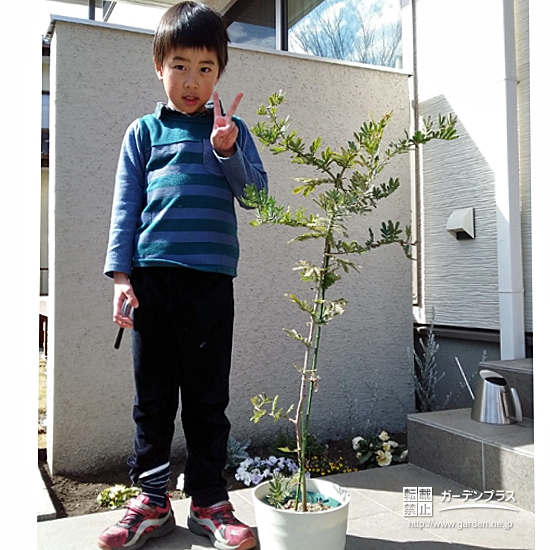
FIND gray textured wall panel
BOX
[420,96,500,329]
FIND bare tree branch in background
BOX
[290,1,354,61]
[356,4,401,67]
[289,0,401,68]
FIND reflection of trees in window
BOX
[289,0,402,68]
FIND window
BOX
[289,0,402,68]
[226,0,276,50]
[227,0,402,69]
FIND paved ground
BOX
[37,463,535,550]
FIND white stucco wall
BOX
[415,0,531,333]
[48,17,414,474]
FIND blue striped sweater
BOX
[104,103,268,278]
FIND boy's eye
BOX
[200,67,211,73]
[175,65,185,71]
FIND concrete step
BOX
[407,408,534,512]
[479,358,533,419]
[38,466,57,521]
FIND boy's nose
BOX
[184,72,198,88]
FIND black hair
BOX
[153,1,229,75]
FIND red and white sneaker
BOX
[187,500,257,550]
[97,494,175,550]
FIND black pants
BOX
[128,267,234,507]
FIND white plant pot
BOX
[252,477,350,550]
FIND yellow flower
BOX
[375,450,392,467]
[378,430,390,442]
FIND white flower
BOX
[235,468,252,486]
[375,450,392,467]
[352,436,365,450]
[240,458,253,469]
[378,430,390,442]
[234,455,299,487]
[176,474,185,492]
[382,440,399,452]
[400,449,409,460]
[109,485,126,498]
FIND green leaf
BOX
[250,393,293,423]
[310,137,322,154]
[321,271,341,291]
[278,446,295,454]
[286,293,315,316]
[283,328,311,347]
[266,473,298,508]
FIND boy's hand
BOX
[211,91,244,157]
[113,272,139,328]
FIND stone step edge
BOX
[480,359,533,375]
[37,465,57,522]
[407,412,534,459]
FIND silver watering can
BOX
[470,369,523,425]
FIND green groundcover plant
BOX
[243,92,457,511]
[97,484,141,509]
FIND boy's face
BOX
[154,47,220,115]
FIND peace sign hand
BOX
[211,91,244,157]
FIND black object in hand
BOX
[114,299,132,350]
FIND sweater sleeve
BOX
[103,120,147,278]
[213,117,268,208]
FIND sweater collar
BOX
[155,101,215,119]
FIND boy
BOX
[99,3,267,550]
